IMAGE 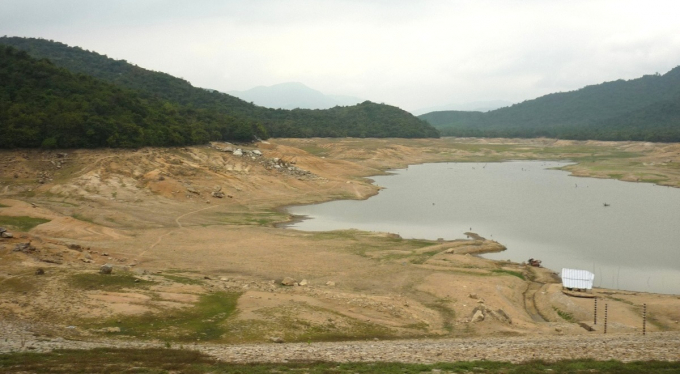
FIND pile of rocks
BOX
[211,185,231,199]
[462,293,512,324]
[210,141,318,180]
[211,143,263,159]
[0,227,13,238]
[262,158,315,179]
[210,143,236,153]
[13,242,37,254]
[280,277,309,287]
[36,171,51,184]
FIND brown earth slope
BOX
[1,138,679,353]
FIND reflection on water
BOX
[286,161,680,295]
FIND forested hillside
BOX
[0,37,439,144]
[420,67,680,142]
[0,45,267,148]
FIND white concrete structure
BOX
[561,268,595,290]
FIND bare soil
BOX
[1,137,679,360]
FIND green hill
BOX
[0,37,439,143]
[0,45,268,148]
[419,67,680,142]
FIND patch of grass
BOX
[646,312,669,330]
[0,215,50,231]
[553,307,577,323]
[294,319,394,343]
[18,190,36,198]
[308,229,362,241]
[158,273,204,285]
[492,269,526,280]
[425,300,456,332]
[92,291,240,342]
[69,272,156,291]
[608,296,635,305]
[300,145,330,157]
[2,350,679,374]
[0,348,214,373]
[42,198,79,207]
[0,203,8,208]
[71,213,95,223]
[231,304,395,343]
[0,276,36,294]
[409,249,441,264]
[212,211,288,226]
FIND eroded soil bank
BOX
[1,137,679,360]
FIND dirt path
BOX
[134,203,228,262]
[523,282,547,322]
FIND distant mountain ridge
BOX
[0,37,439,146]
[227,82,362,110]
[419,68,680,142]
[411,100,512,116]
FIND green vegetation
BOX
[553,307,577,323]
[492,269,526,280]
[69,272,156,291]
[409,249,441,264]
[0,348,214,374]
[0,215,50,231]
[0,276,36,294]
[90,292,240,341]
[305,230,433,261]
[2,349,679,374]
[241,306,394,343]
[0,44,267,148]
[300,144,330,156]
[157,273,204,285]
[264,102,440,138]
[420,67,680,142]
[425,300,456,332]
[211,211,289,226]
[70,213,95,224]
[0,37,439,147]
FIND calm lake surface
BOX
[286,161,680,295]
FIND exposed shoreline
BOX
[1,137,679,352]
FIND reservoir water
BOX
[285,161,680,295]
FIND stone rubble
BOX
[209,142,319,180]
[0,227,13,239]
[0,320,678,364]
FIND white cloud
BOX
[2,0,680,111]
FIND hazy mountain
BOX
[419,68,680,142]
[227,82,363,110]
[411,100,512,116]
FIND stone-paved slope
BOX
[2,321,678,364]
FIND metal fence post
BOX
[643,303,647,336]
[594,297,597,325]
[604,303,608,334]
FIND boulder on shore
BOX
[281,277,297,286]
[100,264,113,275]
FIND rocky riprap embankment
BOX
[1,321,678,363]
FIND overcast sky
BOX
[2,0,680,111]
